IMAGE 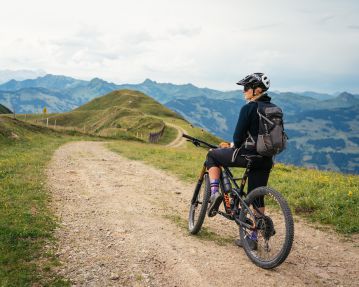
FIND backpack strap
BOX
[256,101,274,125]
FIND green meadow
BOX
[0,117,97,286]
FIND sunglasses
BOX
[244,85,252,92]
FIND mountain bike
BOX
[183,134,294,269]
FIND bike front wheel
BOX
[188,173,210,234]
[239,186,294,269]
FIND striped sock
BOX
[210,179,220,195]
[250,230,258,241]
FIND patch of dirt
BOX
[47,142,359,286]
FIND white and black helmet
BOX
[237,73,270,91]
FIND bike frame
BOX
[183,134,259,230]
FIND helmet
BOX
[236,73,270,91]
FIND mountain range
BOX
[0,74,358,173]
[0,69,46,84]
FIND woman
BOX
[205,72,273,249]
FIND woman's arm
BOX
[233,104,251,148]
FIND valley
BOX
[1,74,358,173]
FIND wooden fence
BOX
[148,125,165,143]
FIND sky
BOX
[1,0,359,93]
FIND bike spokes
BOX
[239,187,294,269]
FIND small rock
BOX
[110,274,120,280]
[10,132,19,140]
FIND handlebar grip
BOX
[182,133,194,140]
[182,133,218,149]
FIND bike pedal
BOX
[208,210,217,217]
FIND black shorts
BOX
[205,148,273,206]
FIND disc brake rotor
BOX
[256,215,275,240]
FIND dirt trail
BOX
[47,142,359,286]
[165,123,187,148]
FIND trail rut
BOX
[47,141,359,286]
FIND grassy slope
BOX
[0,104,12,114]
[16,89,183,142]
[0,116,102,286]
[108,135,358,234]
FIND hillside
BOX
[0,103,12,114]
[0,115,100,285]
[19,89,190,143]
[0,87,76,113]
[0,115,57,142]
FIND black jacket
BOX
[233,93,272,152]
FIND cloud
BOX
[0,0,358,93]
[348,24,359,30]
[167,26,202,37]
[317,15,335,24]
[241,23,282,31]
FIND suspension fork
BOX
[191,163,207,204]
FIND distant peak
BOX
[42,74,77,81]
[182,83,196,88]
[337,92,354,100]
[43,74,63,79]
[143,78,156,84]
[338,91,352,97]
[90,77,106,83]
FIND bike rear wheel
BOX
[239,186,294,269]
[188,173,210,234]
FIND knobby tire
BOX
[239,186,294,269]
[188,173,210,234]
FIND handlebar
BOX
[182,134,218,149]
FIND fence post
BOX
[148,124,166,143]
[54,119,57,128]
[46,118,49,127]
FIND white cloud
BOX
[0,0,358,92]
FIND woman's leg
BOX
[206,147,234,186]
[206,148,233,215]
[206,148,248,216]
[248,168,271,215]
[208,166,220,180]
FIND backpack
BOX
[245,101,287,157]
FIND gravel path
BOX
[47,141,359,286]
[165,123,187,148]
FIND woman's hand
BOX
[219,142,231,148]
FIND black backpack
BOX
[245,101,287,156]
